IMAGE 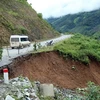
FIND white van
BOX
[10,35,31,49]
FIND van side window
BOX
[21,38,28,41]
[11,38,19,42]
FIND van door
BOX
[10,38,20,49]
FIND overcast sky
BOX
[27,0,100,18]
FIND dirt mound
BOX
[8,51,100,89]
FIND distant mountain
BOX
[0,0,59,45]
[46,9,100,37]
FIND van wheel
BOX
[12,47,14,49]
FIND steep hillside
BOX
[46,9,100,36]
[0,0,59,45]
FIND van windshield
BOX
[11,38,19,42]
[21,38,28,41]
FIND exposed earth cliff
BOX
[6,51,100,89]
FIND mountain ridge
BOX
[46,9,100,37]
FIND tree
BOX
[38,13,43,19]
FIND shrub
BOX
[16,0,31,7]
[66,82,100,100]
[84,82,100,100]
[54,34,100,64]
[38,13,43,19]
[8,11,19,17]
[18,25,28,34]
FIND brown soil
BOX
[8,51,100,89]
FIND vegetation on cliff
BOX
[54,34,100,64]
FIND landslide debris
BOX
[7,51,100,89]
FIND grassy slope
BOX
[0,0,59,45]
[54,34,100,64]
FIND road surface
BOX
[0,35,72,67]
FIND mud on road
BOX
[2,51,100,89]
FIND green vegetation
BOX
[16,0,31,7]
[17,25,28,34]
[38,13,43,19]
[46,9,100,37]
[8,11,19,17]
[64,82,100,100]
[54,34,100,64]
[92,31,100,39]
[85,81,100,100]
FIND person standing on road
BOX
[33,42,37,51]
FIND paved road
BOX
[0,35,72,67]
